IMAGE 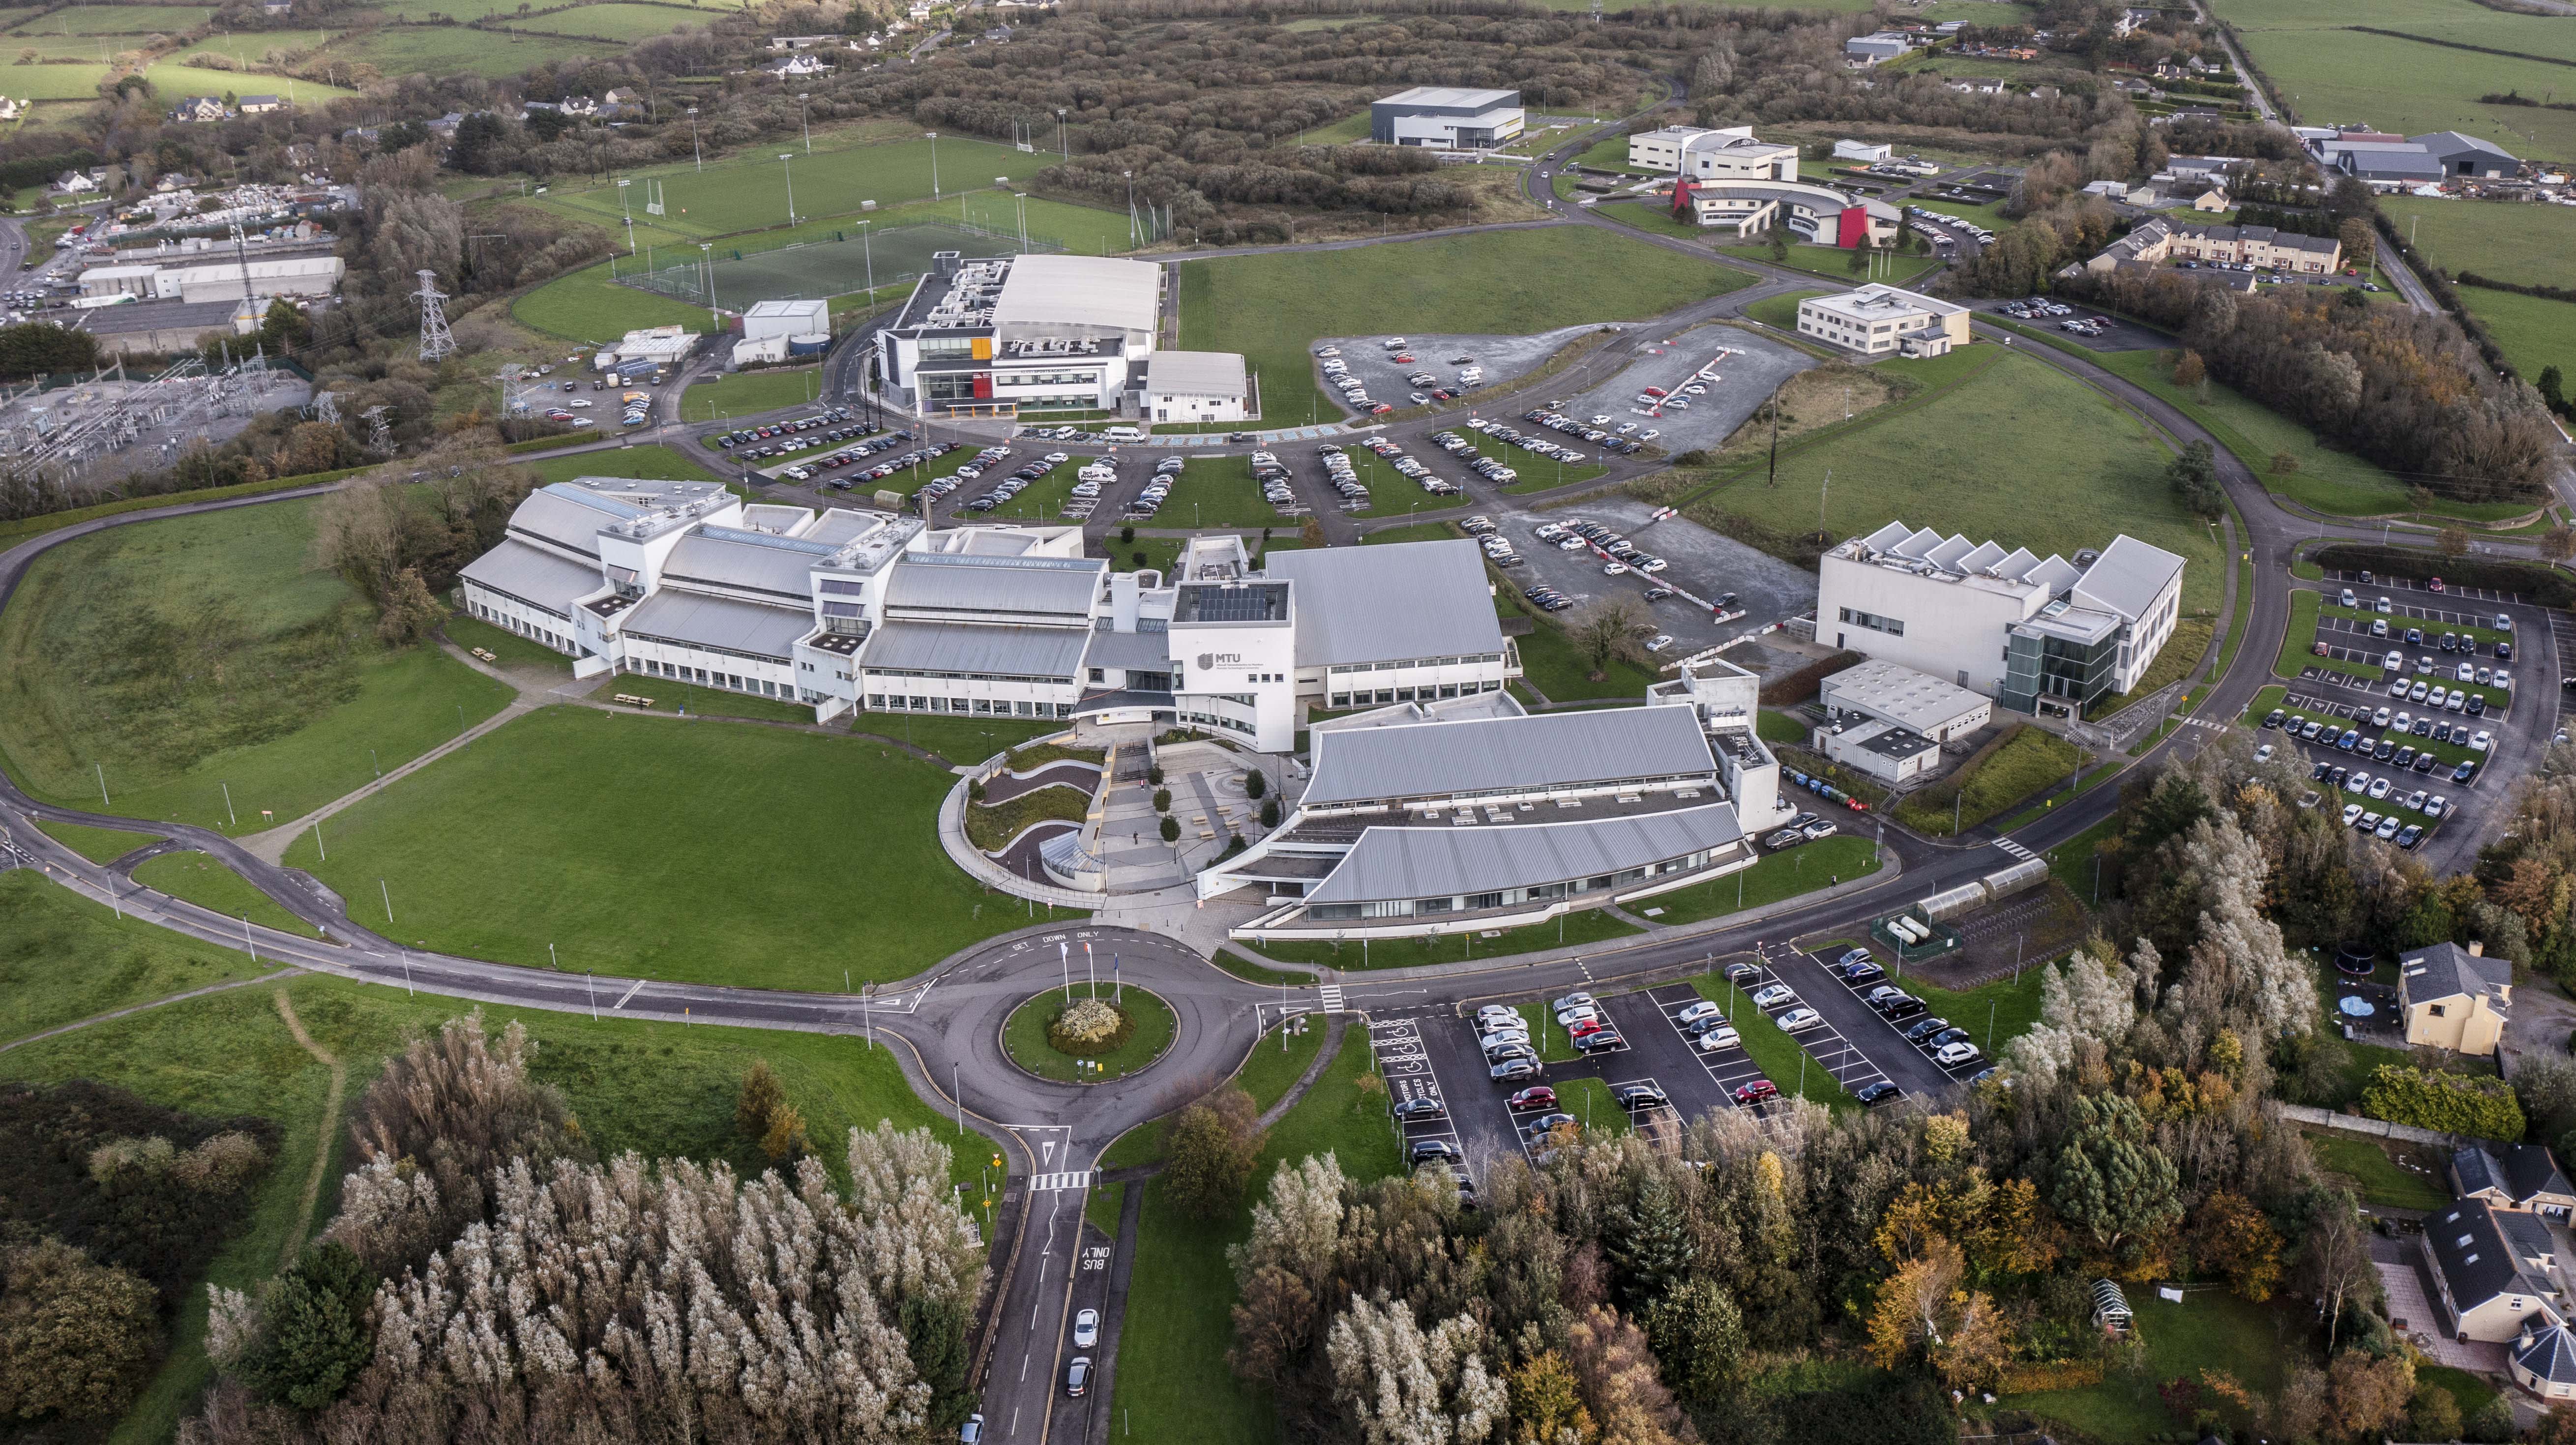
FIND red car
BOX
[1506,1086,1558,1112]
[1392,353,1415,363]
[2429,577,2446,594]
[1733,1080,1780,1106]
[1569,1017,1609,1038]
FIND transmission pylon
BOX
[313,389,339,424]
[360,404,393,453]
[414,269,456,362]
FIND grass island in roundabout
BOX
[1002,982,1178,1084]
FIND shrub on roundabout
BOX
[1049,996,1134,1056]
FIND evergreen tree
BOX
[237,1244,376,1411]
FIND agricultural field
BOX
[1174,227,1753,428]
[1291,110,1371,144]
[2457,287,2576,396]
[2212,0,2576,154]
[138,60,357,101]
[162,28,336,65]
[1684,349,2226,615]
[278,705,1050,990]
[0,61,111,98]
[534,1,717,40]
[2384,195,2576,287]
[0,498,515,831]
[329,24,610,80]
[16,4,211,32]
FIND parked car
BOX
[1073,1309,1098,1349]
[1776,1007,1824,1033]
[1855,1081,1903,1107]
[1693,1025,1743,1052]
[1750,984,1796,1010]
[1733,1080,1780,1106]
[1408,1138,1461,1165]
[1506,1086,1557,1112]
[1933,1041,1983,1068]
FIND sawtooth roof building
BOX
[456,485,1518,751]
[1201,657,1791,941]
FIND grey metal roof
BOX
[885,555,1102,618]
[2405,940,2513,1006]
[1306,801,1745,905]
[862,619,1090,680]
[1263,539,1503,669]
[1145,350,1246,398]
[1303,706,1717,807]
[2073,534,2186,622]
[619,590,814,660]
[992,255,1158,337]
[460,538,602,617]
[1082,627,1171,673]
[1378,86,1519,110]
[508,489,625,557]
[2413,130,2517,161]
[2520,1326,2576,1386]
[663,532,822,600]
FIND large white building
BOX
[77,253,344,303]
[1200,658,1788,940]
[874,252,1246,421]
[1628,126,1800,182]
[1795,285,1970,356]
[1816,522,2187,715]
[456,483,1515,750]
[1369,86,1524,150]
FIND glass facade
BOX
[2000,624,2119,713]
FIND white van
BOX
[1102,426,1145,443]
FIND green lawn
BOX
[2304,1129,2451,1210]
[1894,725,2083,837]
[281,705,1054,989]
[1164,457,1302,528]
[131,851,311,936]
[2274,588,2326,680]
[528,134,1057,245]
[624,675,819,724]
[1744,289,1827,332]
[2090,350,2433,519]
[1631,835,1883,927]
[847,710,1056,763]
[1498,591,1659,703]
[527,443,722,486]
[1686,350,2225,616]
[1717,243,1941,288]
[1108,1027,1402,1445]
[443,612,572,672]
[1244,906,1641,970]
[681,367,825,421]
[0,871,266,1047]
[1905,966,2046,1058]
[1099,1017,1327,1172]
[1599,199,1709,241]
[1911,198,2008,230]
[2420,1364,2500,1421]
[1175,228,1753,432]
[135,61,356,102]
[33,818,157,864]
[2458,286,2576,404]
[0,499,517,832]
[1756,708,1807,745]
[1545,1075,1636,1137]
[2046,815,2123,903]
[2005,1295,2292,1444]
[1685,971,1857,1110]
[1001,983,1176,1083]
[322,24,606,79]
[1291,111,1372,144]
[2213,0,2576,156]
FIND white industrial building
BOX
[456,484,1515,747]
[1627,126,1800,182]
[595,325,699,374]
[1142,351,1248,423]
[1369,86,1524,150]
[742,297,829,342]
[1200,658,1788,939]
[1817,522,2188,715]
[77,253,344,303]
[1795,285,1970,356]
[1834,140,1894,163]
[874,252,1245,421]
[1815,660,1991,784]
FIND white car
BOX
[1750,983,1796,1010]
[1644,635,1675,653]
[2367,776,2391,799]
[1073,1309,1098,1349]
[2392,711,2412,732]
[2344,771,2369,794]
[1694,1025,1743,1052]
[2496,670,2514,690]
[2425,795,2449,819]
[2404,790,2428,812]
[1603,562,1629,576]
[568,398,593,408]
[2470,730,2493,752]
[1776,1007,1825,1033]
[1933,1041,1982,1068]
[2341,803,2365,826]
[1676,1000,1725,1026]
[2252,743,2275,764]
[1552,993,1594,1017]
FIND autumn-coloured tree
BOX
[2190,1191,2283,1301]
[1505,1352,1595,1445]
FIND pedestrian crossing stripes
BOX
[1993,838,2038,862]
[1028,1172,1093,1193]
[1319,984,1346,1013]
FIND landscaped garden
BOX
[1002,983,1176,1083]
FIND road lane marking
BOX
[611,979,646,1009]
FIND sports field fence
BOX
[610,219,1069,311]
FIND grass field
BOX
[131,850,310,935]
[443,611,571,672]
[2005,1295,2292,1443]
[1895,726,2082,837]
[281,706,1051,988]
[530,134,1055,244]
[0,500,517,831]
[1904,963,2046,1057]
[329,25,609,79]
[2383,196,2574,289]
[1107,1026,1402,1445]
[0,871,265,1046]
[2304,1129,2451,1209]
[33,817,156,863]
[0,902,997,1445]
[1685,969,1858,1110]
[162,29,335,65]
[24,4,209,31]
[1599,199,1707,241]
[1717,243,1942,288]
[1291,111,1372,144]
[1175,228,1753,429]
[1001,983,1175,1083]
[1744,289,1827,332]
[527,442,721,485]
[2458,286,2576,399]
[1684,350,2225,615]
[0,61,109,98]
[681,366,824,420]
[2213,0,2576,155]
[2090,350,2429,518]
[1246,905,1641,969]
[1494,590,1659,703]
[529,1,710,39]
[138,61,356,102]
[1635,835,1883,927]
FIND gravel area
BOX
[1497,492,1820,653]
[1315,324,1623,411]
[1545,322,1813,454]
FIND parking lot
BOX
[1965,298,2168,354]
[1500,495,1827,649]
[1547,322,1812,455]
[1315,325,1608,415]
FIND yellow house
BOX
[2401,941,2512,1055]
[2192,187,2231,212]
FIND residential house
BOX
[426,112,466,135]
[2401,940,2513,1055]
[170,96,231,123]
[2422,1199,2566,1343]
[2191,186,2231,212]
[2166,221,2340,273]
[2111,7,2156,36]
[2084,217,2171,273]
[2516,1326,2576,1401]
[2455,1143,2576,1218]
[259,0,291,12]
[767,53,833,76]
[238,95,282,114]
[53,169,97,194]
[1843,32,1913,66]
[768,33,845,48]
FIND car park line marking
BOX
[1648,983,1783,1118]
[611,979,647,1009]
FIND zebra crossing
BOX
[1027,1171,1093,1193]
[1993,837,2038,862]
[1319,983,1346,1013]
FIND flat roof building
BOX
[1370,86,1524,150]
[1143,350,1248,424]
[742,297,829,342]
[1796,285,1969,357]
[1819,659,1992,742]
[1628,125,1800,182]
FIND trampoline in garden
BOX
[611,221,1065,311]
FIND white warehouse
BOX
[1369,86,1524,150]
[1816,522,2187,716]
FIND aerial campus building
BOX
[1196,659,1792,941]
[1795,285,1969,357]
[872,252,1251,421]
[1624,125,1898,248]
[1815,523,2187,716]
[1370,87,1525,150]
[455,482,1516,750]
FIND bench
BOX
[612,694,657,708]
[470,647,498,663]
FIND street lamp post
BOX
[779,153,798,226]
[798,93,812,154]
[700,242,717,325]
[1055,107,1067,160]
[926,131,941,197]
[858,219,874,296]
[687,106,702,171]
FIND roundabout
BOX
[1000,981,1178,1084]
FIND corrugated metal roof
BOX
[1307,802,1744,905]
[992,255,1158,337]
[1304,706,1716,807]
[885,555,1102,617]
[1262,538,1501,669]
[508,490,622,556]
[664,532,824,599]
[459,538,602,617]
[2072,533,2186,622]
[862,619,1090,679]
[1083,627,1171,673]
[620,590,813,659]
[1145,350,1247,397]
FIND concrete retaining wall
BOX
[2276,1101,2457,1148]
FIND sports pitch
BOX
[532,134,1055,241]
[616,220,1059,309]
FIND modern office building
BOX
[1142,350,1249,423]
[1627,126,1800,181]
[1816,522,2186,714]
[1199,669,1786,939]
[455,488,1512,748]
[1819,660,1992,742]
[1795,285,1968,356]
[872,251,1247,420]
[1369,87,1524,149]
